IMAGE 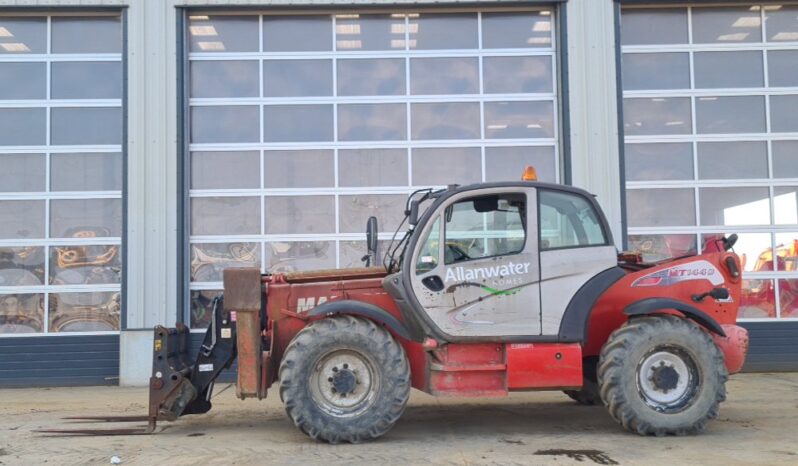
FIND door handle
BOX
[421,275,445,292]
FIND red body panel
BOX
[506,343,582,390]
[250,250,748,399]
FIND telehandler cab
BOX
[45,167,749,442]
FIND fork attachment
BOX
[148,296,238,431]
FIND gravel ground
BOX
[0,372,796,466]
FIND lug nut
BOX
[328,377,333,382]
[343,363,349,369]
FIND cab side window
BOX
[539,190,606,250]
[443,193,526,264]
[416,216,441,274]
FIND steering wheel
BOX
[446,243,472,262]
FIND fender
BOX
[307,299,414,341]
[558,267,627,342]
[624,298,726,337]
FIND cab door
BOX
[537,189,617,335]
[410,188,541,337]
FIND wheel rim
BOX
[636,346,700,414]
[310,349,378,418]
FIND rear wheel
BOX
[278,316,410,443]
[597,315,727,436]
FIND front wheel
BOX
[597,315,728,436]
[278,316,410,444]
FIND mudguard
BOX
[308,299,414,341]
[624,297,726,337]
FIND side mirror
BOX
[408,200,420,226]
[362,216,379,267]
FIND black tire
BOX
[597,315,728,436]
[564,357,600,405]
[278,316,410,444]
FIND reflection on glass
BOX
[626,188,695,227]
[0,247,44,286]
[338,103,406,141]
[263,60,332,97]
[693,51,763,89]
[410,57,478,95]
[51,153,123,192]
[629,234,697,263]
[484,101,554,139]
[264,241,334,273]
[0,294,44,334]
[485,146,556,182]
[190,197,260,236]
[51,16,121,53]
[411,147,481,186]
[51,107,123,146]
[691,7,762,44]
[49,244,121,285]
[190,61,259,98]
[190,289,222,329]
[697,141,767,180]
[337,59,405,96]
[190,243,260,282]
[264,196,335,235]
[483,56,553,94]
[264,15,332,52]
[770,95,798,133]
[621,8,688,46]
[695,96,766,134]
[409,13,478,50]
[0,200,45,239]
[191,151,260,190]
[191,106,259,144]
[765,6,798,42]
[625,143,693,182]
[768,51,798,87]
[52,62,122,99]
[739,279,775,319]
[779,279,798,318]
[774,186,798,225]
[773,141,798,179]
[189,15,258,53]
[411,102,480,140]
[264,150,334,188]
[0,153,45,192]
[338,149,408,187]
[0,108,46,146]
[50,199,122,238]
[335,14,405,51]
[263,105,334,143]
[622,53,689,91]
[339,194,406,234]
[0,17,46,54]
[702,232,771,272]
[623,98,691,136]
[0,62,46,99]
[774,233,798,272]
[340,240,392,268]
[49,291,120,332]
[263,16,332,52]
[482,11,552,48]
[699,187,770,226]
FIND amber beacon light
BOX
[522,166,538,181]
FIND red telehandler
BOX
[45,168,749,442]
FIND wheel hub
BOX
[637,348,698,413]
[650,363,680,393]
[331,367,357,395]
[311,350,377,417]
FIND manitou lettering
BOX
[297,296,328,312]
[445,261,531,283]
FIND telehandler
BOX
[47,167,749,442]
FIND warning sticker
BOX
[221,328,232,339]
[199,363,214,372]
